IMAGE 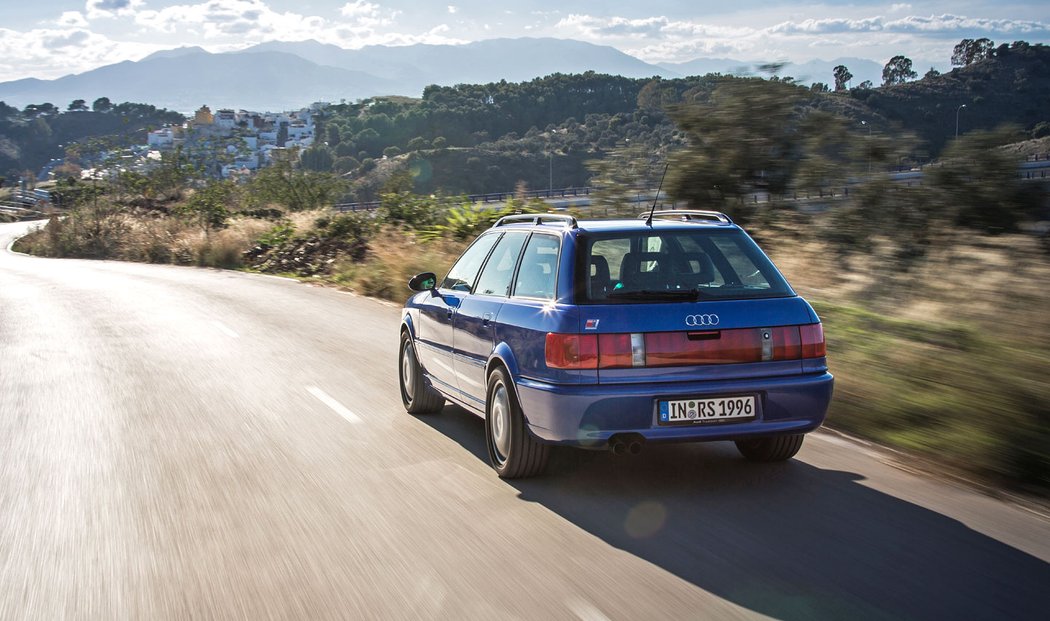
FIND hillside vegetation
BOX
[0,100,183,183]
[851,41,1050,155]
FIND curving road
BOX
[2,220,1049,620]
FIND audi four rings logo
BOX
[685,314,720,327]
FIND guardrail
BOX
[334,187,592,212]
[330,158,1050,214]
[0,202,47,219]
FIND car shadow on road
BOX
[421,405,1050,621]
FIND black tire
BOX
[485,367,549,478]
[399,331,444,414]
[735,434,805,462]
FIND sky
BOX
[1,1,1049,82]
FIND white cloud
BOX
[448,6,458,15]
[339,1,378,18]
[86,0,144,19]
[555,11,1050,64]
[890,4,912,13]
[58,11,90,28]
[770,14,1050,36]
[130,0,463,49]
[0,26,160,82]
[136,0,326,39]
[557,14,749,40]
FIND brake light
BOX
[800,323,826,358]
[645,330,763,366]
[772,326,802,360]
[545,333,598,369]
[598,333,633,368]
[551,324,823,370]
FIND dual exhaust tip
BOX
[609,435,644,456]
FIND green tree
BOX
[335,142,357,158]
[177,180,234,234]
[326,124,342,146]
[334,156,359,173]
[666,79,814,222]
[833,65,853,91]
[144,146,197,201]
[248,160,346,212]
[951,38,995,66]
[588,145,665,215]
[300,145,335,172]
[882,55,917,85]
[924,67,941,80]
[68,99,88,112]
[22,103,57,118]
[92,97,112,113]
[926,126,1038,232]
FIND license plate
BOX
[658,395,757,424]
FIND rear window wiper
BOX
[605,288,705,301]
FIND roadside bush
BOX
[314,212,374,260]
[817,301,1050,489]
[419,198,541,241]
[197,233,245,269]
[378,192,444,228]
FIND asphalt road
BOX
[2,220,1049,620]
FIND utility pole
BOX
[955,104,967,138]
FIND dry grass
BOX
[760,216,1050,490]
[330,227,467,301]
[15,208,275,269]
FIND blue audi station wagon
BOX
[399,210,833,478]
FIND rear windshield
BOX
[577,228,794,304]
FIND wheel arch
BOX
[400,313,417,340]
[485,341,522,386]
[486,342,532,423]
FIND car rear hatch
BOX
[575,297,824,384]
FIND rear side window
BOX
[442,233,500,291]
[581,228,792,303]
[513,234,560,299]
[475,232,528,296]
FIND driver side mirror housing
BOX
[408,272,438,292]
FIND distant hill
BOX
[0,49,398,113]
[0,38,672,113]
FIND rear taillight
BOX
[645,330,763,366]
[772,326,802,360]
[547,323,825,370]
[545,333,598,369]
[597,333,634,368]
[800,323,826,358]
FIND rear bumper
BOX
[516,372,834,446]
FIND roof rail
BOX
[638,209,733,224]
[494,213,578,229]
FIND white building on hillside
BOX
[147,127,175,148]
[214,108,237,131]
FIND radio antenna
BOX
[645,163,670,227]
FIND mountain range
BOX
[0,37,885,113]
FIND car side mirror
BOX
[408,272,437,292]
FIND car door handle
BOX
[446,308,454,319]
[482,312,494,326]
